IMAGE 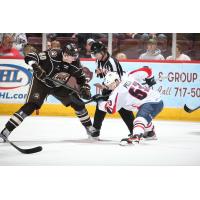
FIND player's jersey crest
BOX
[50,50,58,57]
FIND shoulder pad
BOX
[24,52,39,64]
[48,49,62,61]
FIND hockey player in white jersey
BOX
[96,67,164,145]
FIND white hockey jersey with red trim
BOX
[124,66,153,85]
[98,68,161,113]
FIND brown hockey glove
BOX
[92,94,109,102]
[32,63,46,79]
[93,83,107,90]
[82,67,93,83]
[80,84,91,100]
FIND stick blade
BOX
[10,142,43,154]
[184,104,192,113]
[20,146,43,154]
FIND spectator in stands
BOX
[79,38,95,58]
[141,33,156,40]
[0,34,22,57]
[166,44,191,60]
[51,40,61,49]
[0,34,3,44]
[139,38,165,60]
[47,40,52,50]
[75,33,107,50]
[126,33,142,39]
[0,33,27,56]
[141,33,167,41]
[46,38,61,50]
[115,52,127,60]
[47,33,57,41]
[13,33,27,55]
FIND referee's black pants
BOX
[93,105,135,135]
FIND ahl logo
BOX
[0,64,32,90]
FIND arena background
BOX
[1,0,200,199]
[0,56,200,121]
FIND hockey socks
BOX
[2,111,27,137]
[75,109,92,127]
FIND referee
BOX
[90,41,135,137]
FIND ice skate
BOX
[86,126,100,141]
[0,128,10,143]
[120,134,143,146]
[143,130,157,140]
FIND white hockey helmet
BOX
[103,72,120,86]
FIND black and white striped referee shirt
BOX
[95,52,124,79]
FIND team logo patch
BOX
[54,72,70,81]
[33,93,40,99]
[52,72,70,86]
[63,64,69,70]
[50,50,57,57]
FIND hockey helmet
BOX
[63,43,79,58]
[90,41,106,54]
[103,72,120,86]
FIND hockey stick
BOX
[45,76,80,94]
[46,77,109,105]
[184,104,200,113]
[3,137,42,154]
[69,94,109,106]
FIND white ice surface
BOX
[0,116,200,166]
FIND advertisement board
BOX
[0,57,200,120]
[0,59,32,103]
[46,60,200,109]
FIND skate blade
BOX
[119,140,136,146]
[119,138,142,146]
[119,141,129,146]
[0,138,6,143]
[87,135,100,141]
[144,136,158,141]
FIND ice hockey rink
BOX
[0,116,200,166]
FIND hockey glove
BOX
[92,94,107,102]
[101,89,112,101]
[32,63,46,79]
[145,76,156,87]
[80,84,91,100]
